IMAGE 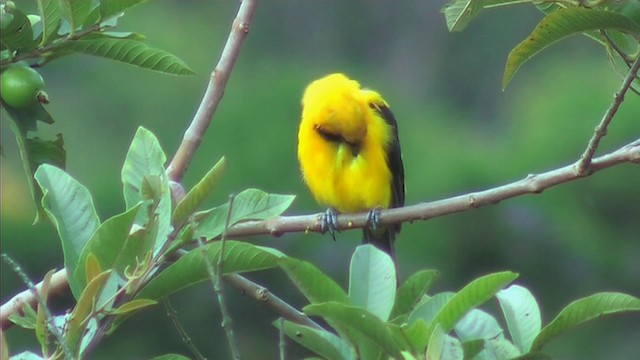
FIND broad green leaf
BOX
[137,241,282,300]
[110,299,157,315]
[274,319,353,360]
[425,272,518,341]
[304,302,402,358]
[121,127,166,209]
[442,0,530,32]
[37,0,62,45]
[531,292,640,351]
[150,355,192,360]
[279,257,349,305]
[74,203,142,291]
[348,245,396,321]
[1,7,36,51]
[4,92,63,223]
[503,8,640,89]
[195,188,295,239]
[480,333,521,360]
[497,285,541,353]
[408,292,455,325]
[427,323,464,360]
[100,0,151,20]
[34,164,100,298]
[454,309,503,341]
[404,318,429,352]
[392,269,440,318]
[172,157,226,227]
[57,0,92,32]
[57,38,195,75]
[66,270,112,354]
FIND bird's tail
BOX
[362,226,396,260]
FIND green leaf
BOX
[481,333,521,360]
[120,127,172,253]
[408,292,455,325]
[9,351,44,360]
[57,38,195,75]
[348,245,396,321]
[137,241,282,300]
[4,87,63,223]
[531,292,640,351]
[35,269,56,354]
[172,157,226,227]
[441,0,529,32]
[229,188,296,222]
[496,285,541,353]
[74,203,142,291]
[9,303,38,329]
[392,269,440,319]
[58,0,92,32]
[66,270,112,354]
[194,188,295,239]
[37,0,62,45]
[110,299,157,315]
[503,8,640,89]
[454,309,503,341]
[100,0,152,20]
[274,319,353,360]
[426,323,464,360]
[425,272,518,341]
[34,164,100,298]
[304,302,402,358]
[122,127,166,209]
[1,6,36,51]
[279,257,349,305]
[403,318,429,352]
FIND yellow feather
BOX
[298,73,395,214]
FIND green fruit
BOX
[1,64,46,109]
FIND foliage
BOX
[1,0,194,223]
[441,0,640,90]
[2,0,639,359]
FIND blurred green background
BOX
[2,1,639,358]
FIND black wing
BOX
[370,102,406,212]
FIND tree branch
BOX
[3,138,637,331]
[166,0,258,184]
[575,56,640,174]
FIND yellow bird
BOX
[297,73,405,258]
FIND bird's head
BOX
[301,73,368,145]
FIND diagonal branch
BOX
[166,0,258,184]
[575,56,640,175]
[3,138,638,331]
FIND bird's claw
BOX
[321,208,340,241]
[366,208,383,232]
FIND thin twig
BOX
[575,56,640,174]
[166,0,258,183]
[279,317,286,360]
[2,139,638,331]
[1,255,72,359]
[163,298,207,360]
[224,274,323,331]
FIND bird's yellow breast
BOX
[297,73,394,213]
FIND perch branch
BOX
[3,138,638,331]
